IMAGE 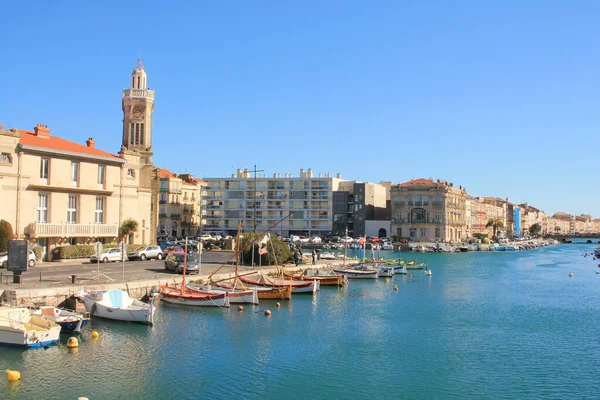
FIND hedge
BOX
[52,244,146,260]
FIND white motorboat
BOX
[0,307,61,347]
[81,289,155,326]
[375,266,395,277]
[333,266,379,279]
[32,306,90,333]
[187,283,259,305]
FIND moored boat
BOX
[375,266,395,278]
[32,306,90,333]
[159,285,231,307]
[406,261,428,270]
[282,269,346,286]
[239,274,318,293]
[0,307,61,347]
[213,281,292,300]
[81,289,155,326]
[187,283,259,305]
[333,266,379,279]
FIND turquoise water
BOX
[2,243,600,399]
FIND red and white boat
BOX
[159,285,230,307]
[239,273,319,293]
[187,283,259,305]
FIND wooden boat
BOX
[214,281,292,300]
[239,274,318,293]
[282,269,346,286]
[391,264,407,274]
[406,261,428,270]
[333,266,379,279]
[0,307,61,347]
[187,283,259,305]
[159,285,230,307]
[375,265,395,278]
[32,306,90,333]
[82,289,155,325]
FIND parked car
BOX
[163,246,184,257]
[0,249,36,268]
[164,252,200,274]
[90,248,123,263]
[128,245,163,261]
[298,237,310,243]
[309,236,322,244]
[199,234,212,241]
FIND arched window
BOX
[378,228,387,238]
[411,208,426,223]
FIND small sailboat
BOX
[31,306,90,333]
[81,289,155,325]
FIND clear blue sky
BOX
[2,1,599,217]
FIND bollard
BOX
[39,271,42,282]
[71,274,77,284]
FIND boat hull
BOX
[333,269,379,279]
[82,291,155,325]
[188,284,259,305]
[32,307,90,333]
[214,282,292,300]
[0,308,61,347]
[239,275,317,293]
[159,286,230,307]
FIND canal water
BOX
[2,243,600,399]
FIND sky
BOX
[2,1,599,217]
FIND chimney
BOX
[300,168,305,178]
[307,168,313,178]
[34,124,51,137]
[86,137,96,148]
[336,173,341,179]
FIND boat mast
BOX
[343,227,348,267]
[181,238,188,294]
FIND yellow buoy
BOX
[91,331,99,339]
[67,337,79,348]
[385,278,390,283]
[6,369,21,381]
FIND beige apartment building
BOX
[202,168,347,237]
[157,169,203,239]
[466,196,506,238]
[391,178,468,243]
[0,60,155,260]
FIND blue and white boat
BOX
[0,307,61,347]
[32,306,90,333]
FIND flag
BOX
[259,246,268,255]
[258,233,270,246]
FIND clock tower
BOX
[122,58,154,155]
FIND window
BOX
[423,195,429,206]
[435,228,440,238]
[0,153,11,164]
[411,208,427,223]
[433,195,441,206]
[98,165,106,189]
[127,169,135,178]
[40,158,49,184]
[397,228,402,237]
[420,228,427,237]
[95,197,104,224]
[407,195,414,206]
[414,195,422,206]
[70,162,79,187]
[37,194,48,223]
[129,123,135,144]
[67,196,77,224]
[140,123,144,145]
[434,211,441,222]
[135,123,140,144]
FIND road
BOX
[0,252,246,287]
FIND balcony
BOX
[170,213,181,220]
[159,200,166,204]
[159,213,167,218]
[26,222,118,238]
[122,88,155,99]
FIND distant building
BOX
[332,181,389,237]
[390,178,468,242]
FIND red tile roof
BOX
[398,178,438,187]
[19,129,119,159]
[158,168,177,179]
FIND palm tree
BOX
[119,218,139,243]
[486,218,504,241]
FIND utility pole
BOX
[250,164,264,267]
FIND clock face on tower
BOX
[132,105,145,119]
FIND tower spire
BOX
[135,57,144,71]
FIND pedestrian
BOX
[294,250,300,266]
[312,249,317,265]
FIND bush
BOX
[0,220,14,253]
[52,243,146,259]
[240,233,293,266]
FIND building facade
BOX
[0,60,155,260]
[332,181,389,237]
[157,169,203,240]
[202,169,345,237]
[391,178,468,243]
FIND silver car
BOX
[128,246,163,261]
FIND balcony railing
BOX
[159,200,166,204]
[123,88,155,99]
[26,222,118,238]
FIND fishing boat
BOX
[406,261,428,270]
[159,239,231,307]
[214,281,292,300]
[375,265,395,278]
[159,285,231,307]
[81,289,155,325]
[282,268,346,286]
[391,264,407,274]
[31,306,90,333]
[187,283,259,305]
[239,273,318,293]
[333,265,379,279]
[0,307,61,347]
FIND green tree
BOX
[119,219,139,243]
[0,219,14,253]
[240,232,293,266]
[529,223,542,236]
[486,218,505,241]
